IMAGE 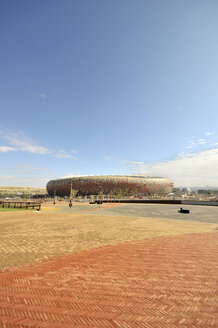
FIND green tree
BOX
[22,193,29,200]
[115,189,123,200]
[70,189,78,199]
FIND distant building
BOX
[46,175,173,197]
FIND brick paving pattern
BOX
[1,208,217,269]
[0,232,217,328]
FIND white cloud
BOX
[198,139,206,145]
[102,155,111,160]
[55,152,73,159]
[127,148,218,187]
[185,139,195,149]
[2,132,50,154]
[185,133,216,149]
[128,161,145,165]
[0,146,17,153]
[205,132,214,136]
[127,161,145,171]
[0,130,77,159]
[55,149,78,159]
[39,93,47,98]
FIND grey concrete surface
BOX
[58,203,218,224]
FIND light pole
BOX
[70,180,72,200]
[53,189,56,204]
[69,180,73,209]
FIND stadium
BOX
[46,175,173,197]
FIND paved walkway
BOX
[0,232,217,327]
[44,202,218,224]
[2,210,217,269]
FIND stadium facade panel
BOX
[46,175,173,197]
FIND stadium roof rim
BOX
[56,174,165,180]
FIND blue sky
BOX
[0,0,218,187]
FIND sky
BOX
[0,0,218,188]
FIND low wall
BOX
[96,199,218,206]
[182,200,218,207]
[99,199,182,204]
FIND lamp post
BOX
[53,189,56,204]
[69,180,73,209]
[70,180,72,200]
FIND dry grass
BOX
[0,206,217,269]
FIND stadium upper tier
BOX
[46,175,173,196]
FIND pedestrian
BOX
[69,200,72,208]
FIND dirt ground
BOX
[0,202,217,269]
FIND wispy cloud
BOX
[0,130,77,159]
[39,93,47,98]
[55,150,72,159]
[55,149,78,159]
[197,139,206,145]
[185,131,216,150]
[186,140,195,149]
[102,155,111,161]
[205,131,214,136]
[0,146,17,153]
[2,132,50,154]
[127,161,145,171]
[127,148,218,187]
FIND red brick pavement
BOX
[0,232,217,328]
